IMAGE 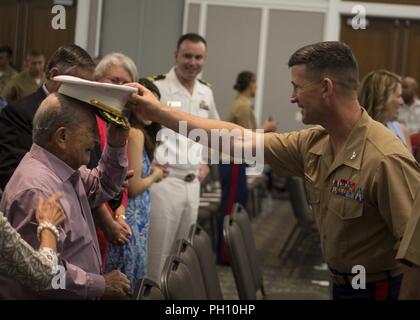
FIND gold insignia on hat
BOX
[91,100,129,129]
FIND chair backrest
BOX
[133,277,164,300]
[188,224,223,300]
[174,239,207,298]
[223,215,257,300]
[160,255,206,300]
[232,203,264,295]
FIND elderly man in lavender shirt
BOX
[0,93,131,299]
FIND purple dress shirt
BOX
[0,143,127,299]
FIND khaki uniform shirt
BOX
[1,70,45,103]
[397,188,420,266]
[264,109,420,274]
[227,95,257,130]
[0,65,17,94]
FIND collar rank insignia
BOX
[199,100,209,110]
[331,178,364,202]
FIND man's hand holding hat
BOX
[106,121,130,148]
[125,82,163,123]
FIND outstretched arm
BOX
[125,82,260,157]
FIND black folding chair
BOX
[188,224,223,299]
[174,239,207,298]
[160,255,206,300]
[133,277,164,300]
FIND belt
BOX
[184,173,196,182]
[329,267,403,286]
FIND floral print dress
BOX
[106,150,152,288]
[0,212,57,290]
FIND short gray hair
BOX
[33,93,89,147]
[94,52,138,82]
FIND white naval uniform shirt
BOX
[153,67,220,173]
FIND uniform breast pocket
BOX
[307,185,320,205]
[304,174,320,205]
[328,195,363,220]
[198,108,209,118]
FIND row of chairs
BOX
[133,223,223,299]
[134,200,323,300]
[224,203,324,299]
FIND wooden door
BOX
[341,15,420,83]
[0,0,76,71]
[340,16,401,80]
[402,19,420,81]
[0,0,23,68]
[25,0,77,69]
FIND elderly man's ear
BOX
[52,127,70,149]
[46,67,60,80]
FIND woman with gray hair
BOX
[90,52,139,270]
[94,53,165,289]
[94,52,138,85]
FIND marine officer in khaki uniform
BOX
[125,41,420,300]
[2,49,45,103]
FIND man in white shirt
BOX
[399,76,420,134]
[147,33,220,282]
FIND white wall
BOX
[100,0,184,78]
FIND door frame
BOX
[74,0,103,57]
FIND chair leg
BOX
[278,222,299,260]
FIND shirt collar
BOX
[29,143,76,182]
[167,67,206,95]
[308,108,370,171]
[42,84,50,96]
[236,95,252,103]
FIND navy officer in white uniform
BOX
[147,33,220,282]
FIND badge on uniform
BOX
[199,100,209,111]
[331,178,364,202]
[167,100,182,108]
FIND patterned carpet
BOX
[216,196,331,300]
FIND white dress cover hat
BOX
[54,75,137,128]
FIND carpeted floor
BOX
[216,197,331,300]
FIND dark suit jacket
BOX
[0,87,47,190]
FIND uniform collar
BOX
[236,94,252,103]
[309,108,370,173]
[167,66,207,96]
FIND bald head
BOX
[33,93,96,148]
[402,76,418,105]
